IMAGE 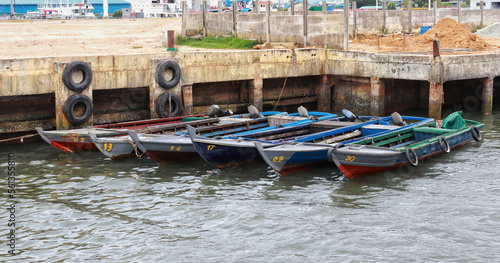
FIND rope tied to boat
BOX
[127,137,144,159]
[397,132,402,144]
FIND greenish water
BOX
[1,110,499,262]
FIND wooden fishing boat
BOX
[255,115,435,175]
[91,111,287,160]
[36,114,206,153]
[330,112,484,179]
[187,111,341,168]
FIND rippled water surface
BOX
[1,110,500,262]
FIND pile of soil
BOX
[476,23,500,38]
[417,18,492,50]
[352,18,496,53]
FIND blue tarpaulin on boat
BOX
[441,111,467,130]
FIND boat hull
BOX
[90,134,136,159]
[333,124,483,179]
[192,139,264,168]
[134,135,199,164]
[36,127,120,153]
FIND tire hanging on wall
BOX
[62,61,93,92]
[63,94,93,125]
[156,92,182,118]
[156,60,181,89]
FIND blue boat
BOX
[331,112,484,179]
[187,111,343,168]
[255,114,435,175]
[90,108,289,161]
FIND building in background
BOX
[0,0,130,17]
[470,0,500,9]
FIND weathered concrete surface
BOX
[1,48,500,133]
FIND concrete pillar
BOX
[370,77,385,116]
[480,1,484,27]
[232,1,237,36]
[433,1,437,26]
[202,1,207,38]
[181,1,187,37]
[218,1,223,13]
[481,77,494,115]
[303,0,308,47]
[249,79,263,111]
[182,85,193,115]
[343,0,349,50]
[408,0,412,34]
[383,1,386,33]
[54,62,93,130]
[266,1,271,43]
[458,3,461,24]
[257,0,261,13]
[151,59,183,118]
[323,1,327,15]
[291,0,294,15]
[318,75,332,112]
[429,82,443,120]
[353,1,357,38]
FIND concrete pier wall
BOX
[1,49,500,135]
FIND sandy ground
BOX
[1,18,500,58]
[0,18,183,58]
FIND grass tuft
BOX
[175,35,259,50]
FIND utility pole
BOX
[11,0,15,17]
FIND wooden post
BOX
[323,1,327,15]
[343,0,349,50]
[353,1,357,38]
[318,75,332,112]
[182,85,193,115]
[408,0,412,34]
[303,0,308,47]
[232,1,237,36]
[291,0,294,15]
[181,1,187,37]
[202,0,207,38]
[429,82,443,120]
[433,1,437,26]
[481,77,494,115]
[370,77,385,116]
[266,0,271,43]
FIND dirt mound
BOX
[352,18,495,53]
[476,23,500,38]
[417,18,492,50]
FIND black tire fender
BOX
[405,148,418,167]
[63,94,93,125]
[156,60,181,89]
[156,92,182,118]
[471,126,481,142]
[438,137,450,153]
[62,61,92,92]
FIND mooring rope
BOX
[272,76,288,111]
[0,133,38,144]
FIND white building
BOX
[470,0,500,9]
[124,0,181,17]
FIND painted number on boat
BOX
[103,143,113,152]
[72,137,85,142]
[170,146,181,151]
[272,156,284,162]
[207,145,215,151]
[345,155,356,162]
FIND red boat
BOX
[36,114,205,153]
